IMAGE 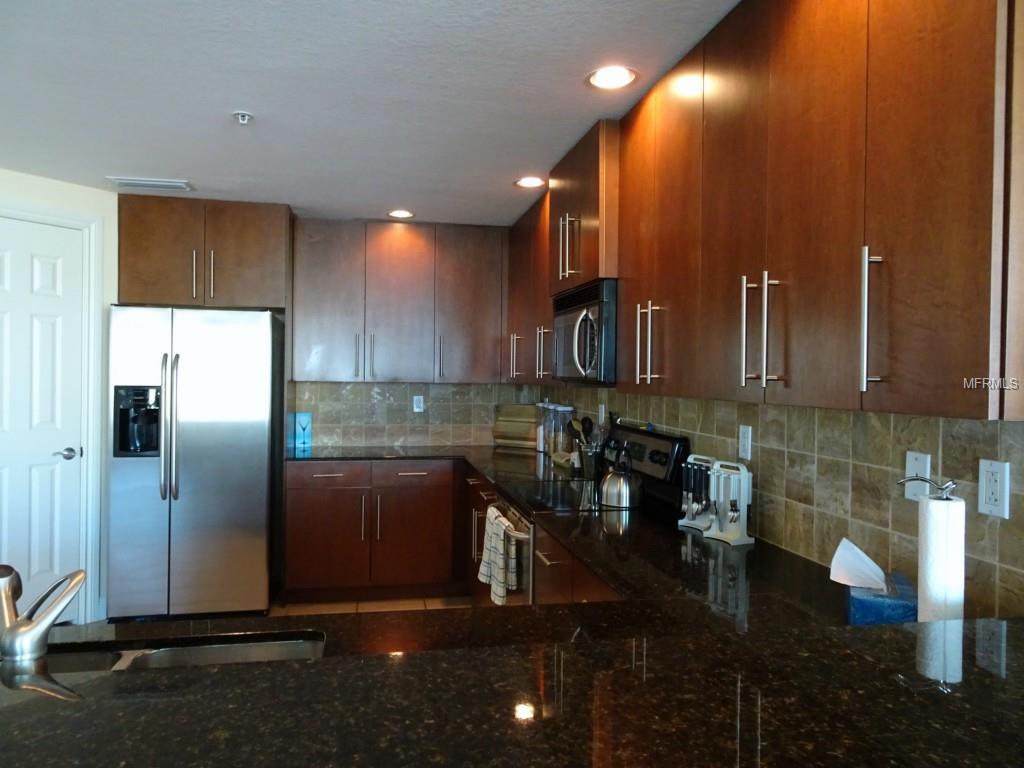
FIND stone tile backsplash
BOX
[542,384,1024,620]
[286,382,540,448]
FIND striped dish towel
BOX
[477,506,519,605]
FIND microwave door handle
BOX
[571,309,587,376]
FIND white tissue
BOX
[918,495,966,622]
[829,537,886,591]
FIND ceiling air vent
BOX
[105,176,193,192]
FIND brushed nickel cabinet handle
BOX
[191,249,197,299]
[761,270,781,388]
[311,473,345,478]
[740,275,760,387]
[361,495,366,541]
[558,214,565,279]
[397,471,428,477]
[355,333,360,378]
[564,215,581,276]
[209,250,215,298]
[645,299,663,384]
[536,551,565,567]
[376,495,381,541]
[509,333,522,379]
[538,327,551,378]
[369,333,375,379]
[859,245,884,392]
[635,303,642,385]
[439,334,444,379]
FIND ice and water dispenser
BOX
[113,386,161,456]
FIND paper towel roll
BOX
[917,494,966,623]
[916,619,963,684]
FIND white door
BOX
[0,215,85,622]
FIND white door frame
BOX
[0,204,104,623]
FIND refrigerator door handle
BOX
[169,353,181,500]
[159,353,169,500]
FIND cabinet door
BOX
[616,87,659,393]
[862,0,1003,418]
[365,222,436,382]
[204,200,291,308]
[533,526,572,605]
[292,219,366,381]
[650,44,704,396]
[435,224,503,383]
[371,485,453,586]
[286,488,370,589]
[531,192,555,381]
[698,0,771,403]
[118,195,205,305]
[506,199,540,383]
[549,121,618,295]
[764,0,866,410]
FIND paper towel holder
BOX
[896,475,957,500]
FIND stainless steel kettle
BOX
[600,447,642,509]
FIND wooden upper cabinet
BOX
[118,195,290,308]
[118,195,205,306]
[650,43,704,397]
[292,219,366,381]
[764,0,866,410]
[204,200,291,308]
[365,222,436,382]
[549,120,620,295]
[616,87,659,393]
[862,0,1006,419]
[505,192,552,384]
[698,0,771,403]
[434,224,504,383]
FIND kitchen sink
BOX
[112,630,326,671]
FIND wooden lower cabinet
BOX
[533,526,573,605]
[285,460,453,594]
[371,486,453,586]
[285,488,370,590]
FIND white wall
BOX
[0,167,117,620]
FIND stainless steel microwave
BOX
[552,279,617,385]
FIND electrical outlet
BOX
[976,619,1008,679]
[979,459,1010,518]
[903,451,932,500]
[412,395,425,413]
[738,425,752,461]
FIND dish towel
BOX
[477,506,519,605]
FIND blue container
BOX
[847,572,917,626]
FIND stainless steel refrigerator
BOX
[108,307,277,617]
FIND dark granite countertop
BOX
[3,446,1018,766]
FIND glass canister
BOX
[548,405,575,455]
[535,402,549,453]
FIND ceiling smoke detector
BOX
[105,176,192,191]
[233,110,254,126]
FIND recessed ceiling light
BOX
[514,176,546,189]
[586,65,638,90]
[233,110,254,125]
[388,209,414,219]
[105,176,193,191]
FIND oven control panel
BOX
[603,423,689,483]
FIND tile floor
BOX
[269,595,473,617]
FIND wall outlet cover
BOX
[738,425,752,461]
[412,395,425,413]
[979,459,1010,519]
[903,451,932,500]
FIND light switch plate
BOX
[412,395,425,413]
[738,425,752,461]
[979,459,1010,518]
[903,451,932,500]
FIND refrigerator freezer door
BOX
[168,309,271,613]
[108,306,172,617]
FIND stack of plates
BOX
[492,404,537,449]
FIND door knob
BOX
[52,447,77,461]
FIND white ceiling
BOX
[0,0,737,225]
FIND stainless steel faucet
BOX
[0,565,86,662]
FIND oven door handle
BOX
[571,309,588,377]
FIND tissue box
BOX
[847,572,917,626]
